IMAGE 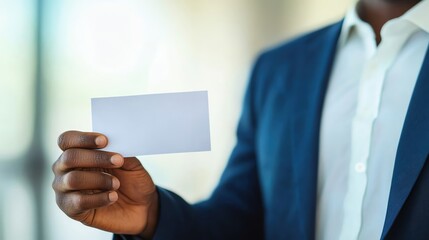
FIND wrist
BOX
[139,191,159,239]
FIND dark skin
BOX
[52,131,158,237]
[51,0,421,238]
[357,0,421,44]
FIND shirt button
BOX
[355,162,366,173]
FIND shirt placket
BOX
[339,21,416,240]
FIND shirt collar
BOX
[338,3,368,48]
[339,0,429,47]
[401,0,429,34]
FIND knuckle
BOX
[59,149,78,170]
[52,177,61,191]
[56,194,75,216]
[58,131,74,150]
[63,172,79,190]
[94,152,109,164]
[103,175,113,189]
[78,134,88,145]
[55,194,65,208]
[94,152,103,161]
[61,149,71,162]
[71,194,98,211]
[57,154,67,172]
[57,133,66,149]
[52,158,60,173]
[72,194,84,209]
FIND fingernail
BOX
[112,178,120,190]
[95,136,107,147]
[111,155,123,166]
[108,191,118,202]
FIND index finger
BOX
[58,131,108,151]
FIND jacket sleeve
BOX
[115,54,266,240]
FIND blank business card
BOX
[91,91,211,157]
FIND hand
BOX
[52,131,158,238]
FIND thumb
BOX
[122,157,145,171]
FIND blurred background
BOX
[0,0,352,239]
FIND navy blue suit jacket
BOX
[116,21,429,240]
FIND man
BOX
[52,0,429,239]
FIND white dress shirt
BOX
[316,1,429,239]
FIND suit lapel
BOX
[381,44,429,239]
[291,22,343,239]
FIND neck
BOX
[357,0,421,44]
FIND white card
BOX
[91,91,211,157]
